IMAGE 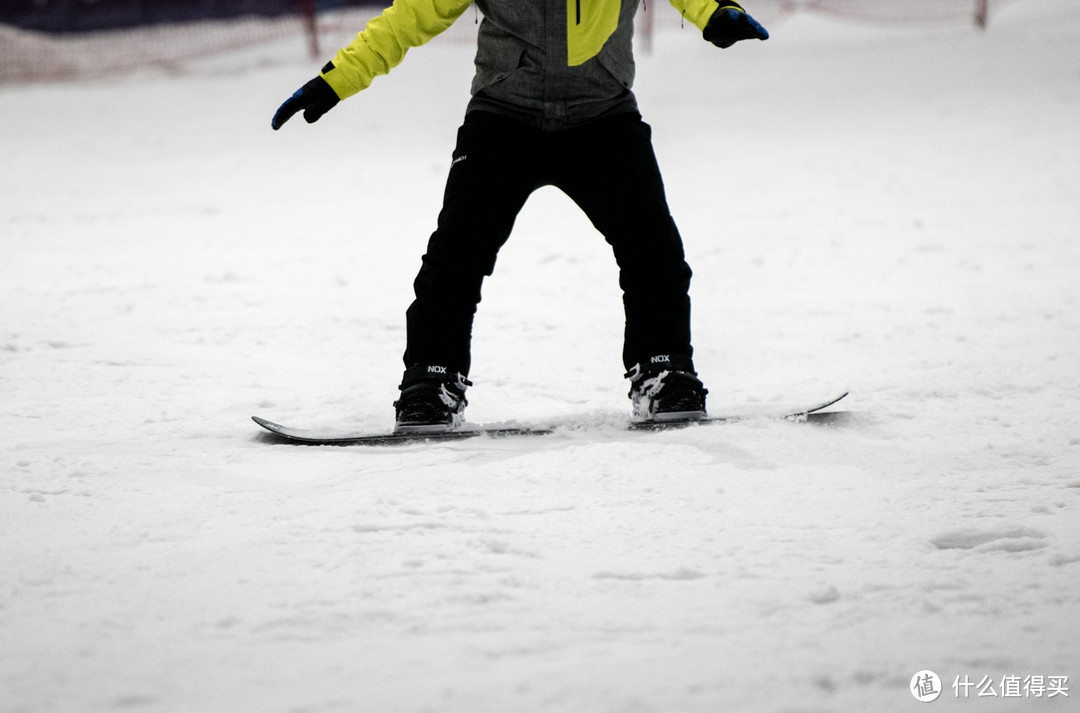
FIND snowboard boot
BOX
[625,355,708,423]
[394,364,471,433]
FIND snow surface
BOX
[2,2,1079,711]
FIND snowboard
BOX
[252,391,848,446]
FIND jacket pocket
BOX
[597,46,635,89]
[470,28,526,94]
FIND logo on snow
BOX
[649,355,671,364]
[427,365,448,375]
[911,670,942,702]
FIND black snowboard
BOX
[253,392,848,446]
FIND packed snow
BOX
[2,2,1079,711]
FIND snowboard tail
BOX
[252,417,553,446]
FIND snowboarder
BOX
[272,0,769,432]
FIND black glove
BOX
[703,5,769,49]
[271,75,340,130]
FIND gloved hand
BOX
[703,5,769,49]
[271,76,340,130]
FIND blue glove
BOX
[703,6,769,49]
[271,75,340,130]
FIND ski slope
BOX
[2,2,1079,711]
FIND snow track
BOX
[2,2,1078,711]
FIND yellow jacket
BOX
[321,0,728,100]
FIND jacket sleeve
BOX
[669,0,746,32]
[320,0,474,100]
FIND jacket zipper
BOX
[576,0,581,24]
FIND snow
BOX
[2,2,1079,711]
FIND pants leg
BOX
[403,112,541,376]
[552,114,694,370]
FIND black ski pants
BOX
[404,110,694,376]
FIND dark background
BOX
[0,0,383,33]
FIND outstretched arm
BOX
[272,0,473,130]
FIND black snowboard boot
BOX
[394,364,471,433]
[626,355,708,423]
